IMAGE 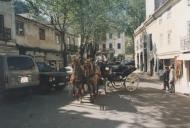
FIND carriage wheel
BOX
[124,76,139,92]
[112,81,123,89]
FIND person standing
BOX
[169,64,175,93]
[163,66,170,91]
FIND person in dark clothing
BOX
[163,66,170,91]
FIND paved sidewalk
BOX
[133,70,162,89]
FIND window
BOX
[109,33,112,39]
[56,34,60,44]
[117,43,121,49]
[167,31,172,44]
[125,32,127,36]
[164,59,171,66]
[159,33,163,46]
[188,61,190,82]
[109,43,113,49]
[136,40,139,50]
[16,21,24,35]
[188,21,190,37]
[36,62,54,72]
[7,56,34,70]
[39,28,45,40]
[149,34,153,51]
[118,33,120,38]
[102,44,106,49]
[0,15,4,33]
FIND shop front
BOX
[175,54,190,94]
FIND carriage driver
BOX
[95,52,107,63]
[95,52,107,78]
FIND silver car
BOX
[0,55,39,91]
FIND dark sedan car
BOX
[36,62,67,92]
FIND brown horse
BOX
[83,59,101,102]
[69,58,85,102]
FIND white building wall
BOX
[135,0,190,94]
[141,0,190,58]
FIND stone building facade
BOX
[0,0,18,55]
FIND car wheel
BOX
[112,81,123,89]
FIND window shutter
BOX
[0,15,4,33]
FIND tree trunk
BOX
[61,31,68,66]
[79,35,85,60]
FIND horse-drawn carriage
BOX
[99,61,139,93]
[69,57,140,103]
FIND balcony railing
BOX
[180,37,190,51]
[0,27,11,41]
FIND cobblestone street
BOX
[1,75,190,128]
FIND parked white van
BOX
[0,55,39,96]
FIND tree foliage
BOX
[14,0,29,14]
[26,0,145,61]
[106,0,145,54]
[72,0,112,59]
[107,0,145,37]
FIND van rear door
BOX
[6,56,39,89]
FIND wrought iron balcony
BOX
[180,37,190,52]
[0,27,11,41]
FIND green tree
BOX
[14,0,29,14]
[72,0,111,60]
[26,0,145,61]
[107,0,145,55]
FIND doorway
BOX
[150,59,154,76]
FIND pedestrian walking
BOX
[163,66,170,91]
[169,64,175,93]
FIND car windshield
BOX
[37,62,54,72]
[7,56,34,70]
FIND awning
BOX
[158,55,176,59]
[177,54,190,60]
